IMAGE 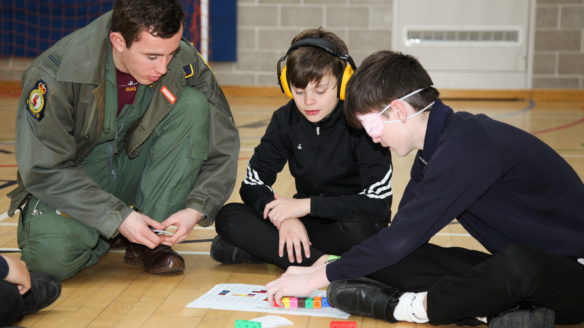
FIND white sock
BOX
[393,292,429,323]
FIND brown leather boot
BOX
[124,241,146,266]
[124,242,185,274]
[143,245,185,274]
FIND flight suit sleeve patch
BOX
[184,64,194,79]
[26,80,48,121]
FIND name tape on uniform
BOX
[161,86,176,104]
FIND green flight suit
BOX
[8,12,239,280]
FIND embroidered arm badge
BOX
[26,80,48,121]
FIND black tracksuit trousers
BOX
[215,203,388,270]
[367,243,584,325]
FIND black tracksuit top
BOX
[327,99,584,281]
[240,99,393,221]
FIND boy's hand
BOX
[3,255,31,294]
[266,265,330,308]
[119,211,166,249]
[264,194,310,228]
[161,208,202,246]
[279,218,312,263]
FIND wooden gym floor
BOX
[1,93,584,328]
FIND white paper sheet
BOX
[250,315,293,327]
[186,283,350,319]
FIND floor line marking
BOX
[491,99,536,119]
[560,154,584,158]
[108,249,210,255]
[0,248,211,255]
[435,233,472,237]
[531,107,584,135]
[0,219,215,229]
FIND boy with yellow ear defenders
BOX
[211,28,394,270]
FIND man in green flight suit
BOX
[7,0,239,280]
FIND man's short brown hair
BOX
[344,50,440,129]
[286,28,349,89]
[111,0,186,49]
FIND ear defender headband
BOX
[276,38,357,101]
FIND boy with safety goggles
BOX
[266,50,584,328]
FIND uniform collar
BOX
[420,98,453,163]
[56,11,112,85]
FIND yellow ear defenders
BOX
[276,38,357,101]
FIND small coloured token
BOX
[306,298,313,308]
[298,298,305,308]
[290,297,298,308]
[330,322,357,328]
[322,297,330,307]
[282,297,290,308]
[235,319,262,328]
[314,298,321,309]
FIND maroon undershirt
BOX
[115,68,138,117]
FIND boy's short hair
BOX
[111,0,185,49]
[287,28,349,89]
[344,50,440,129]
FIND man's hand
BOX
[279,218,311,263]
[264,194,310,229]
[161,208,202,246]
[119,211,166,249]
[3,255,31,294]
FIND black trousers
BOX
[0,279,24,327]
[367,243,584,325]
[215,203,388,270]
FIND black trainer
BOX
[22,273,62,315]
[327,277,402,322]
[210,235,264,264]
[490,306,555,328]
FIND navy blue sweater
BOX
[327,99,584,281]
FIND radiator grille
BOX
[406,29,520,45]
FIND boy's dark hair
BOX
[287,28,348,89]
[111,0,185,49]
[345,50,440,129]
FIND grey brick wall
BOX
[533,0,584,89]
[212,0,393,86]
